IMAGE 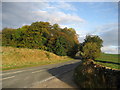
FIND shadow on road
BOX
[47,59,81,88]
[94,60,120,65]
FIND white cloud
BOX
[2,2,50,28]
[34,10,84,25]
[98,23,118,47]
[93,23,118,35]
[76,30,90,43]
[2,2,118,54]
[2,2,84,29]
[94,23,118,54]
[59,25,68,28]
[76,23,118,54]
[101,46,118,54]
[54,2,77,11]
[2,0,119,2]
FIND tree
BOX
[2,21,79,57]
[79,35,103,60]
[54,36,67,56]
[2,28,17,46]
[83,35,103,48]
[80,42,101,60]
[67,44,79,57]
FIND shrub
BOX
[80,42,101,60]
[79,35,103,60]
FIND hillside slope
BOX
[2,46,72,70]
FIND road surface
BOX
[2,59,81,88]
[32,70,78,88]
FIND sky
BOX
[1,1,119,54]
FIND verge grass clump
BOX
[2,46,72,70]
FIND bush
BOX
[80,42,101,60]
[79,35,103,60]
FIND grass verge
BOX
[95,53,120,69]
[2,46,73,70]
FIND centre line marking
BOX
[1,68,45,76]
[1,70,26,76]
[32,70,44,73]
[1,76,15,80]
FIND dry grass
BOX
[2,46,72,70]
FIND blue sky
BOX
[1,2,118,54]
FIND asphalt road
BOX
[2,59,81,88]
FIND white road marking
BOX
[32,70,44,73]
[32,76,55,86]
[1,61,78,76]
[1,67,47,76]
[32,68,74,86]
[1,76,15,80]
[1,70,24,76]
[40,76,55,83]
[1,68,44,76]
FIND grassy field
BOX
[95,53,120,69]
[2,46,73,70]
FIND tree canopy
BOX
[2,21,79,57]
[83,35,103,48]
[79,35,103,60]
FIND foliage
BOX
[74,59,120,88]
[80,42,101,60]
[2,21,79,57]
[53,36,67,56]
[83,35,103,48]
[79,35,103,60]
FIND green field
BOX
[95,53,120,69]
